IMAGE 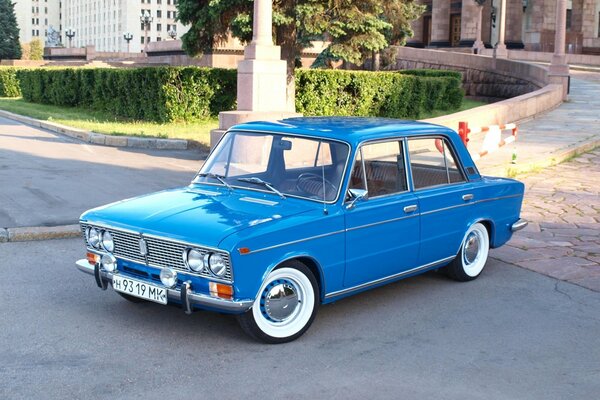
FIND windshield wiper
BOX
[237,177,285,199]
[193,172,233,190]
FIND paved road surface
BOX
[0,116,203,228]
[1,239,599,400]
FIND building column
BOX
[407,8,425,48]
[495,0,508,56]
[460,0,479,48]
[430,0,451,47]
[505,0,524,48]
[549,0,569,100]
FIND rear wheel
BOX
[445,222,490,281]
[237,261,319,344]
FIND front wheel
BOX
[237,261,319,344]
[444,222,490,281]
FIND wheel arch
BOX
[273,255,325,303]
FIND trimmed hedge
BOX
[17,67,237,122]
[0,68,21,97]
[295,69,463,119]
[13,67,463,122]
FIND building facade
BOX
[13,0,61,44]
[407,0,600,54]
[12,0,189,53]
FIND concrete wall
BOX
[395,47,564,130]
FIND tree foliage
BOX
[177,0,424,71]
[29,38,44,60]
[0,0,22,60]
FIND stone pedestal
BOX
[460,0,479,48]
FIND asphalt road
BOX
[1,238,599,400]
[0,116,203,228]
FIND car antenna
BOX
[320,141,328,215]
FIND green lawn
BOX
[0,98,218,145]
[419,98,487,119]
[0,97,486,145]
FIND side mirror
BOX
[346,188,368,210]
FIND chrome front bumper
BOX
[75,259,253,313]
[511,219,528,232]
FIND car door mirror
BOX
[346,188,368,210]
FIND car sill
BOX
[325,255,455,300]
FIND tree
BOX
[177,0,424,102]
[29,38,44,60]
[0,0,22,60]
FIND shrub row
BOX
[17,67,237,122]
[0,68,21,97]
[295,69,463,119]
[12,67,463,121]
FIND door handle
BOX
[462,194,474,201]
[403,205,418,213]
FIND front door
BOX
[343,139,420,288]
[451,14,461,47]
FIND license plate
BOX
[112,275,168,305]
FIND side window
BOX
[408,138,466,189]
[350,140,408,197]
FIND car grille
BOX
[80,223,233,282]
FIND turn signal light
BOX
[209,282,233,300]
[87,252,99,265]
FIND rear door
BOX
[407,136,475,265]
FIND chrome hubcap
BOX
[464,232,480,265]
[260,279,299,322]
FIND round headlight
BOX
[101,253,117,272]
[160,268,178,288]
[185,249,204,272]
[207,253,227,277]
[86,227,100,248]
[102,231,114,252]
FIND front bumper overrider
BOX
[76,259,253,314]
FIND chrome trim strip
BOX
[324,256,455,299]
[511,219,528,232]
[346,214,417,232]
[239,196,279,206]
[243,229,346,255]
[75,260,253,312]
[420,194,523,217]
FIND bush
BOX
[295,69,464,119]
[13,66,462,121]
[17,67,237,122]
[0,67,21,97]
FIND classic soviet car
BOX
[76,117,527,343]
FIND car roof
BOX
[230,117,456,146]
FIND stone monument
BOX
[210,0,300,147]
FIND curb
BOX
[0,109,189,150]
[0,224,81,243]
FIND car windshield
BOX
[193,131,350,202]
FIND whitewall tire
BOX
[445,222,490,281]
[237,261,319,344]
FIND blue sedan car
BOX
[76,117,527,343]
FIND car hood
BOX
[81,185,315,248]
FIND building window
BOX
[167,0,171,4]
[141,37,145,44]
[157,23,162,31]
[140,23,145,30]
[157,10,162,18]
[566,9,572,30]
[157,37,161,41]
[172,11,176,19]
